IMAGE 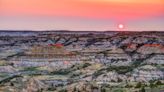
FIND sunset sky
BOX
[0,0,164,31]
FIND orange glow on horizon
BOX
[0,0,163,21]
[83,0,163,4]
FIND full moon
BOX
[118,24,124,29]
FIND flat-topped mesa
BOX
[24,45,76,59]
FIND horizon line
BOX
[0,30,163,32]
